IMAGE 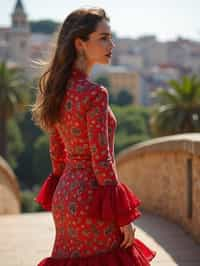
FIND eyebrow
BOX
[99,32,112,37]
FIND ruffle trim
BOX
[88,182,142,226]
[37,238,156,266]
[34,173,59,211]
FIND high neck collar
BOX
[71,67,88,80]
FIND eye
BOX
[101,35,113,41]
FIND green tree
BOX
[15,111,43,189]
[15,77,43,189]
[116,89,134,106]
[0,62,29,159]
[21,187,43,213]
[95,76,110,88]
[32,134,51,186]
[7,119,24,169]
[151,75,200,136]
[30,20,60,34]
[112,104,151,153]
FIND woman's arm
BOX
[86,86,141,227]
[86,86,119,186]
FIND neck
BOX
[73,59,93,76]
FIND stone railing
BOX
[116,133,200,243]
[0,156,21,214]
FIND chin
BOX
[99,58,111,65]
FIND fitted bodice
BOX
[54,69,117,169]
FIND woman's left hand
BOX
[120,222,136,248]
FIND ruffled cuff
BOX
[34,173,60,211]
[88,182,142,227]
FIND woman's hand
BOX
[120,222,136,248]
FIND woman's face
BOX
[80,19,115,66]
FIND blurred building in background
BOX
[0,0,52,77]
[0,0,30,70]
[91,65,140,105]
[1,0,200,104]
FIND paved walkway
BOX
[0,211,199,266]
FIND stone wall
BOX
[116,133,200,243]
[0,156,21,214]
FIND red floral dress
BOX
[35,67,156,266]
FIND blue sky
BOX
[1,0,200,42]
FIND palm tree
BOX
[0,61,29,159]
[150,75,200,136]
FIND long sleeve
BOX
[86,86,142,227]
[34,127,67,211]
[86,86,119,186]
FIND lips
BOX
[105,52,112,57]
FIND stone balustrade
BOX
[116,133,200,243]
[0,156,20,214]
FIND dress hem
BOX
[37,238,156,266]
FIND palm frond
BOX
[0,62,30,118]
[151,74,200,136]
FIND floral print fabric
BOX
[36,67,156,265]
[50,68,122,258]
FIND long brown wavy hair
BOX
[31,7,109,132]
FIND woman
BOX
[32,7,156,266]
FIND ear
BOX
[74,38,85,53]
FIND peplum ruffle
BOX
[34,173,59,211]
[88,182,142,227]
